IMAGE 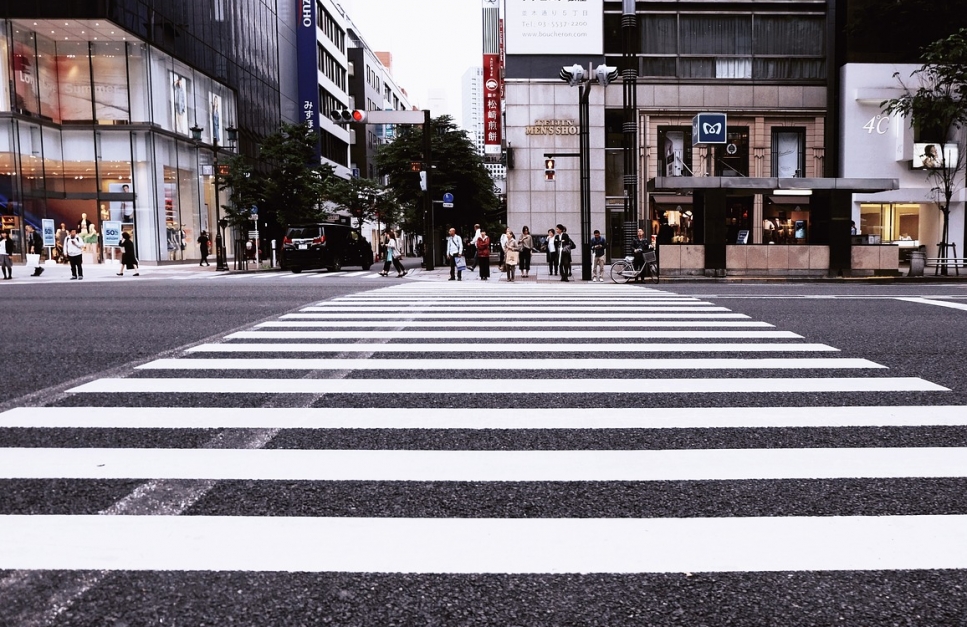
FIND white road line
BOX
[299,306,729,313]
[68,377,947,395]
[3,405,962,430]
[1,447,965,481]
[137,358,884,371]
[281,312,741,319]
[187,342,839,353]
[897,297,967,312]
[254,320,772,328]
[4,514,965,573]
[227,331,803,340]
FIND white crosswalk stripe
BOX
[0,282,962,599]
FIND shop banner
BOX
[297,0,321,159]
[209,92,223,145]
[103,221,122,247]
[504,0,603,56]
[41,219,55,247]
[483,53,502,156]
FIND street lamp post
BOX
[191,124,237,271]
[560,63,618,281]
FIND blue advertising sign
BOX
[103,221,122,247]
[41,219,55,247]
[297,0,321,159]
[692,113,728,145]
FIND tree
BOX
[883,28,967,272]
[328,177,395,230]
[375,115,501,237]
[216,152,262,232]
[258,122,336,227]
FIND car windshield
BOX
[287,227,322,240]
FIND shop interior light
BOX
[773,189,812,196]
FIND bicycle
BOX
[610,249,659,283]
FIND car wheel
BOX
[328,258,342,272]
[290,267,302,274]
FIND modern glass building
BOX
[0,0,285,263]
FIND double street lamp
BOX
[191,124,237,271]
[559,63,618,281]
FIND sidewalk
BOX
[407,263,967,284]
[7,259,220,282]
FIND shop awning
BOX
[650,195,693,206]
[648,177,899,194]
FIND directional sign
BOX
[442,192,454,208]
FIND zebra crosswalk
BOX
[1,283,965,622]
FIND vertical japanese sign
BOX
[482,0,502,156]
[297,0,321,159]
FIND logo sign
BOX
[297,0,321,159]
[692,113,728,145]
[41,219,55,247]
[103,221,122,247]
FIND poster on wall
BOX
[108,183,134,223]
[170,71,190,135]
[57,53,93,122]
[91,54,129,121]
[504,0,603,56]
[209,92,222,144]
[12,38,38,114]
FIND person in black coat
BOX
[24,224,44,276]
[0,230,13,279]
[555,224,574,282]
[197,231,211,266]
[117,231,139,276]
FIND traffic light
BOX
[329,109,367,124]
[544,158,556,182]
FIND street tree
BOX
[328,177,396,230]
[216,152,262,233]
[883,28,967,270]
[258,122,336,227]
[375,115,500,236]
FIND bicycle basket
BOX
[643,250,657,263]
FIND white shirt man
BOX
[446,228,463,281]
[64,230,85,280]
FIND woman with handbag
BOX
[380,230,407,277]
[503,228,519,282]
[117,231,139,276]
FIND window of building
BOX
[714,127,749,177]
[861,203,922,244]
[772,128,805,177]
[658,127,693,176]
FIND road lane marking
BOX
[2,447,966,481]
[226,331,804,339]
[897,297,967,312]
[3,405,963,430]
[68,377,947,395]
[187,342,839,353]
[254,320,772,328]
[137,358,884,371]
[281,312,744,319]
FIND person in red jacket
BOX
[475,229,491,280]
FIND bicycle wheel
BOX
[646,262,660,283]
[610,260,634,283]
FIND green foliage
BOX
[328,177,397,230]
[882,28,967,252]
[258,122,336,226]
[216,152,261,230]
[375,115,500,235]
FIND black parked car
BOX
[280,222,373,272]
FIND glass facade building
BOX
[0,0,284,263]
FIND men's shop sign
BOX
[526,119,578,136]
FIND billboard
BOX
[505,0,603,56]
[912,143,959,170]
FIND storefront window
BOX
[651,198,696,243]
[861,203,921,243]
[764,199,810,244]
[36,34,59,123]
[41,126,64,194]
[0,28,9,113]
[772,128,805,178]
[128,44,150,123]
[12,29,39,116]
[56,41,93,124]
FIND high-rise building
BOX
[462,65,505,190]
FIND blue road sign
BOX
[442,193,454,204]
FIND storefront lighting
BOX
[773,189,812,196]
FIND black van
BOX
[280,223,374,272]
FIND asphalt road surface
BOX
[2,274,967,626]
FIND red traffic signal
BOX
[329,109,367,124]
